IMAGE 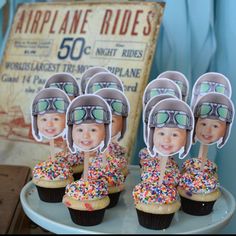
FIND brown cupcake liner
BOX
[180,196,216,216]
[136,209,174,230]
[36,185,65,203]
[72,172,83,181]
[107,191,121,209]
[68,208,106,226]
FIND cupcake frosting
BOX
[133,182,179,205]
[139,147,152,162]
[141,157,179,173]
[87,164,125,188]
[90,153,127,172]
[32,160,73,180]
[178,171,219,194]
[64,178,108,201]
[54,151,84,166]
[141,169,180,186]
[108,141,127,160]
[139,148,179,170]
[181,158,217,175]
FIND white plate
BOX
[20,165,236,234]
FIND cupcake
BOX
[181,157,218,177]
[132,182,180,230]
[32,160,74,202]
[138,147,153,168]
[105,167,125,208]
[63,178,110,226]
[54,151,84,180]
[177,171,221,215]
[107,142,129,178]
[87,159,125,208]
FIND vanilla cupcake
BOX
[32,160,74,202]
[133,182,180,230]
[107,142,129,178]
[181,157,218,177]
[138,147,154,168]
[63,178,110,226]
[54,151,84,180]
[178,171,221,215]
[87,160,125,208]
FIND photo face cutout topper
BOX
[142,94,176,146]
[95,88,130,141]
[31,88,70,141]
[193,92,234,148]
[66,94,112,153]
[147,98,194,159]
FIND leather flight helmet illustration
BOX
[143,78,182,108]
[44,72,80,98]
[80,66,109,94]
[85,72,124,94]
[191,72,232,109]
[157,70,189,102]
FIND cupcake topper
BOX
[44,72,80,152]
[95,88,130,141]
[66,94,112,180]
[192,92,234,170]
[31,88,70,160]
[191,72,232,109]
[44,72,80,101]
[157,70,189,102]
[147,98,194,185]
[142,94,176,146]
[94,88,130,166]
[85,72,124,94]
[142,78,182,109]
[80,66,109,94]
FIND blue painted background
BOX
[0,0,235,233]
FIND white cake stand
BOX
[20,165,236,234]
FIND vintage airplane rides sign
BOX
[0,1,164,167]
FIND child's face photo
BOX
[196,118,226,144]
[153,127,187,156]
[37,113,66,138]
[112,114,123,138]
[72,123,105,151]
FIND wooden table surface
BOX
[0,164,31,234]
